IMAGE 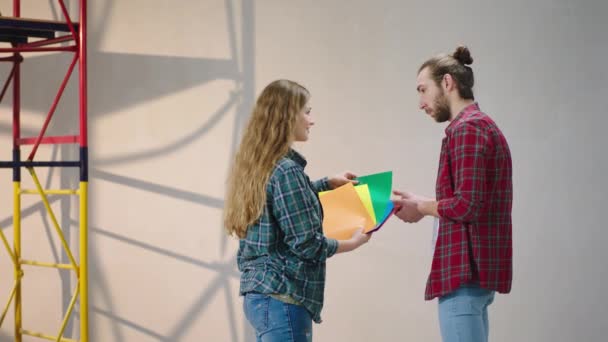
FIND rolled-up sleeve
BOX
[311,177,331,193]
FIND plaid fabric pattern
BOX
[238,149,339,323]
[427,102,513,300]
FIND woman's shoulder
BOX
[271,157,302,180]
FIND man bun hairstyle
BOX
[419,45,475,100]
[453,46,473,65]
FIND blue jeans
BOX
[243,293,313,342]
[438,284,495,342]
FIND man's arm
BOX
[418,200,439,218]
[437,122,489,223]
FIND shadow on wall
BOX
[0,0,256,341]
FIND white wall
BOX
[0,0,606,341]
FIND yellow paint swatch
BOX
[354,184,376,223]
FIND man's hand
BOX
[392,190,425,223]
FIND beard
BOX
[433,91,451,123]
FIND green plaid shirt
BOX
[237,149,339,323]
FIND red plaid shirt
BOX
[427,102,513,300]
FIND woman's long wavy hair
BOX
[224,79,310,238]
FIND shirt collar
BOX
[286,148,307,168]
[445,102,480,135]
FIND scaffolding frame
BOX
[0,1,88,341]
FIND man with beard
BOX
[392,46,513,342]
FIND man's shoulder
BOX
[462,109,492,124]
[452,110,496,134]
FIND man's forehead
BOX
[417,68,430,81]
[416,76,427,89]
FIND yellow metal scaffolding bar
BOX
[21,329,78,342]
[28,168,78,270]
[79,182,89,340]
[0,226,17,267]
[20,260,76,270]
[21,189,79,195]
[0,281,18,327]
[14,181,23,342]
[57,285,80,341]
[3,175,88,341]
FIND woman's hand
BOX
[328,171,358,189]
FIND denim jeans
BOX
[243,293,313,342]
[438,284,495,342]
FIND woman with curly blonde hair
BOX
[224,79,370,341]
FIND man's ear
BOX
[443,73,455,92]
